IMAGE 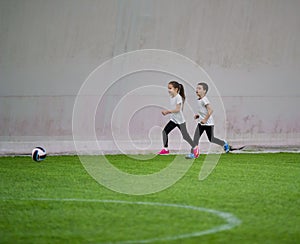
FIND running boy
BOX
[186,82,230,159]
[159,81,199,157]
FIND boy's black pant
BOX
[193,124,225,150]
[163,121,196,148]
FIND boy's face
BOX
[168,84,178,97]
[196,85,206,98]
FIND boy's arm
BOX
[200,104,213,124]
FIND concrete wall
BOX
[1,0,299,154]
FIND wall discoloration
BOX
[0,0,299,153]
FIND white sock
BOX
[164,147,169,151]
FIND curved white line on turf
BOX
[1,198,241,243]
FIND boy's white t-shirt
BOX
[170,93,185,124]
[197,96,214,126]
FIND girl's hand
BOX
[162,110,170,116]
[194,114,199,120]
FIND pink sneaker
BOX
[193,146,200,158]
[158,149,169,155]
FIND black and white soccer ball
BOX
[32,147,47,162]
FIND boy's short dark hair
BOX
[198,82,209,93]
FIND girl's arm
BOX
[200,104,213,124]
[162,103,181,115]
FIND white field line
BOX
[1,197,241,243]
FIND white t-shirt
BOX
[170,94,185,124]
[197,96,214,126]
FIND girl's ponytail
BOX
[169,81,186,110]
[178,83,186,108]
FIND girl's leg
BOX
[205,126,225,146]
[191,123,205,153]
[178,123,196,148]
[193,123,205,146]
[162,121,177,148]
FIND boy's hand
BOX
[162,110,170,116]
[194,114,199,120]
[200,119,207,124]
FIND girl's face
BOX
[196,85,206,98]
[168,84,178,97]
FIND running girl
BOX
[159,81,199,157]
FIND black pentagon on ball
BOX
[32,147,47,162]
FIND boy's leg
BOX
[205,126,225,146]
[162,121,177,148]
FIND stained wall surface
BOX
[1,0,299,154]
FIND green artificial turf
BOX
[0,153,299,243]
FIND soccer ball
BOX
[32,147,47,162]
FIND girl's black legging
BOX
[162,121,196,148]
[193,124,225,147]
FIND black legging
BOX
[193,124,225,147]
[162,121,196,148]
